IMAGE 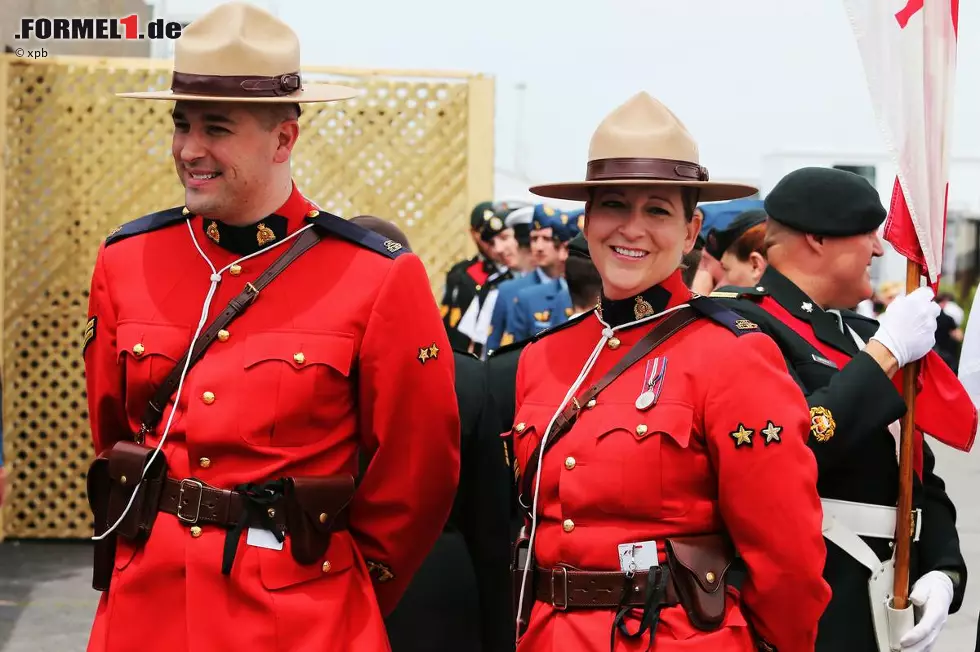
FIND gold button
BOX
[229,264,242,276]
[562,519,575,533]
[636,424,648,436]
[307,209,320,218]
[119,475,127,485]
[705,571,716,583]
[293,352,306,365]
[267,508,276,518]
[515,422,526,433]
[321,561,332,573]
[319,512,329,524]
[586,399,597,409]
[564,456,576,470]
[199,457,211,469]
[607,337,621,350]
[217,329,230,342]
[202,391,215,405]
[182,207,190,216]
[132,343,145,357]
[190,526,202,538]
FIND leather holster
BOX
[86,451,115,591]
[282,474,355,565]
[105,441,169,541]
[664,534,735,631]
[511,535,536,637]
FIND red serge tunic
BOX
[512,271,830,651]
[83,183,460,652]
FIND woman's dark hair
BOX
[566,255,602,309]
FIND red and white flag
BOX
[842,0,959,284]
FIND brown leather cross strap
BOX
[519,307,700,509]
[138,226,322,440]
[534,566,679,610]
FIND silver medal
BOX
[635,390,656,411]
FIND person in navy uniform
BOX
[354,219,514,652]
[498,210,581,345]
[440,201,514,351]
[712,167,971,652]
[486,204,568,353]
[704,209,768,289]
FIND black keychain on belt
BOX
[610,565,670,652]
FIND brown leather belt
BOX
[157,477,349,530]
[535,567,680,610]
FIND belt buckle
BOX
[177,479,205,524]
[550,567,569,611]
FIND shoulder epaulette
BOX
[486,337,530,359]
[531,310,592,342]
[104,206,188,247]
[307,211,408,259]
[708,284,768,301]
[689,296,762,337]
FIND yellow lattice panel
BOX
[0,55,493,538]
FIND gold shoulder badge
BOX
[366,560,395,583]
[449,307,462,328]
[82,317,97,354]
[383,239,403,253]
[735,319,758,331]
[439,304,449,319]
[710,291,740,299]
[500,332,515,347]
[810,406,835,442]
[761,420,782,445]
[730,423,754,447]
[106,226,122,239]
[565,307,574,317]
[418,342,440,364]
[533,310,551,322]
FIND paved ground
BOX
[1,443,978,650]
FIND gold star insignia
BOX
[762,421,782,445]
[730,423,754,447]
[810,406,835,442]
[418,347,430,364]
[428,343,439,359]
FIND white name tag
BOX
[247,527,284,551]
[618,539,659,574]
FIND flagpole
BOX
[892,258,921,608]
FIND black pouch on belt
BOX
[511,535,536,637]
[86,451,115,591]
[282,474,356,565]
[106,441,169,542]
[664,534,735,631]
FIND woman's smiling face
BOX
[585,185,700,300]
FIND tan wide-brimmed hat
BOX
[117,2,359,103]
[530,92,757,202]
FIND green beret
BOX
[764,167,886,236]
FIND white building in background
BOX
[146,0,980,286]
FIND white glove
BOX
[871,287,940,367]
[899,570,954,652]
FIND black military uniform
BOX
[385,351,514,652]
[713,168,966,651]
[440,202,500,351]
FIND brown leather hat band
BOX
[171,71,302,97]
[586,157,709,183]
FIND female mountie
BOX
[510,92,830,652]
